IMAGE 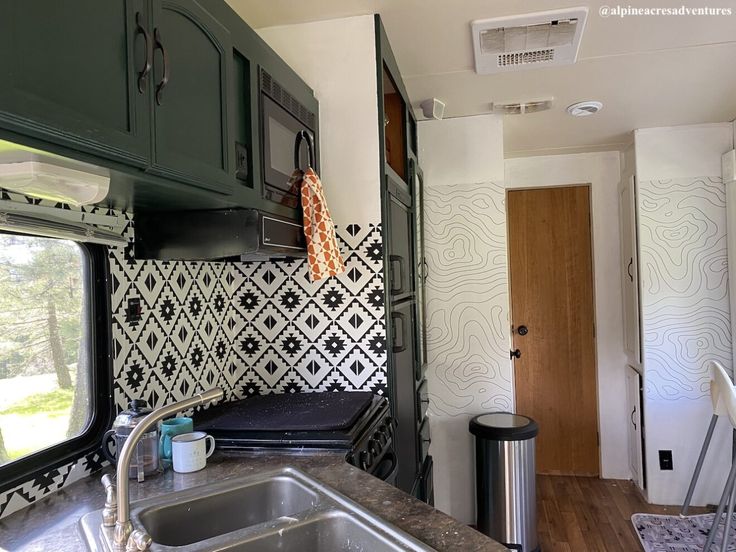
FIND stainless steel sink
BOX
[135,475,320,546]
[223,509,419,552]
[79,467,435,552]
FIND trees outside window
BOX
[0,234,91,465]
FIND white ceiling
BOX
[227,0,736,156]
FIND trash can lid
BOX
[469,412,538,441]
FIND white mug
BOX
[171,431,215,473]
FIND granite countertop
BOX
[1,452,506,551]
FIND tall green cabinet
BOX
[376,16,433,504]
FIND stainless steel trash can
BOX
[470,412,539,552]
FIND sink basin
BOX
[79,467,434,551]
[135,475,319,546]
[224,509,420,552]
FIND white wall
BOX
[634,123,734,506]
[419,114,508,524]
[636,124,734,180]
[258,16,381,228]
[505,152,631,480]
[420,116,504,188]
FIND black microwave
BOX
[259,68,318,208]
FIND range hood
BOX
[134,209,307,261]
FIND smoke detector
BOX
[566,100,603,117]
[471,7,588,74]
[491,98,553,115]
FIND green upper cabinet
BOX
[0,0,151,167]
[148,0,233,194]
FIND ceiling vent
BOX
[472,7,588,74]
[491,98,553,115]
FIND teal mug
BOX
[159,417,194,468]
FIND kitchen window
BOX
[0,232,111,485]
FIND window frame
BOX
[0,240,113,494]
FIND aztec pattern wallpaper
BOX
[0,191,387,519]
[110,220,387,410]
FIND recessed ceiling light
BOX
[567,100,603,117]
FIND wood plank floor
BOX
[537,475,712,551]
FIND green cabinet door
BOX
[0,0,151,167]
[149,0,233,194]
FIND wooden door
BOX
[0,0,151,166]
[507,186,599,476]
[150,0,233,194]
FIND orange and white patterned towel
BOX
[298,167,345,281]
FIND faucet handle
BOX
[101,473,115,490]
[125,529,152,551]
[101,474,117,527]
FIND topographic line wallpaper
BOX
[638,176,732,400]
[423,182,513,416]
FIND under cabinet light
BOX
[0,141,110,206]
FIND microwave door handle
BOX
[293,132,303,170]
[305,132,315,167]
[294,131,315,171]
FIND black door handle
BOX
[517,325,528,336]
[134,12,152,94]
[510,349,521,359]
[631,406,637,430]
[153,27,169,105]
[627,258,634,282]
[391,311,407,353]
[389,255,405,295]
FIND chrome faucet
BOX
[103,388,224,550]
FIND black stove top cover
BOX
[193,391,375,433]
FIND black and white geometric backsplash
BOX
[111,220,387,410]
[0,189,387,519]
[0,448,106,520]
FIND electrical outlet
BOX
[235,142,250,184]
[659,450,673,470]
[126,298,142,324]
